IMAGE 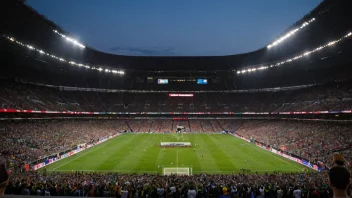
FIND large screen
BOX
[197,79,208,84]
[158,79,168,84]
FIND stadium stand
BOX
[235,120,352,165]
[1,0,352,197]
[1,119,350,170]
[0,120,126,168]
[2,171,341,197]
[1,80,351,112]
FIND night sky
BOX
[27,0,321,56]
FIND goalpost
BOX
[163,167,192,175]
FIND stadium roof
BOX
[1,0,352,71]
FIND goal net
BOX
[163,167,191,175]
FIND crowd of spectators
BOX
[1,119,351,171]
[1,80,352,113]
[0,120,128,169]
[235,120,352,166]
[189,121,203,133]
[0,118,351,197]
[4,170,345,198]
[210,121,224,133]
[2,119,351,171]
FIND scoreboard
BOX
[157,79,168,84]
[154,78,208,85]
[197,79,208,84]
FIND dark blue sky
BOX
[27,0,321,56]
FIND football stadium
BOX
[1,0,352,197]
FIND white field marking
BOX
[231,135,305,171]
[39,135,125,171]
[52,149,96,171]
[244,141,302,171]
[176,148,179,173]
[51,137,120,171]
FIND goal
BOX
[163,167,191,175]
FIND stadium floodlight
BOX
[7,28,348,78]
[27,45,34,50]
[239,32,350,75]
[267,18,316,49]
[53,29,85,49]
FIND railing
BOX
[1,108,351,115]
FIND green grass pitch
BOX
[43,133,307,174]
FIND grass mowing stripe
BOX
[236,137,304,172]
[42,134,308,174]
[209,135,245,171]
[244,140,303,171]
[109,134,147,171]
[192,134,221,172]
[134,134,163,172]
[61,135,132,171]
[200,134,236,171]
[120,134,158,171]
[65,135,134,171]
[44,134,127,171]
[96,134,140,170]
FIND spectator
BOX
[187,186,197,198]
[293,186,302,198]
[0,163,8,197]
[328,166,351,198]
[277,187,283,198]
